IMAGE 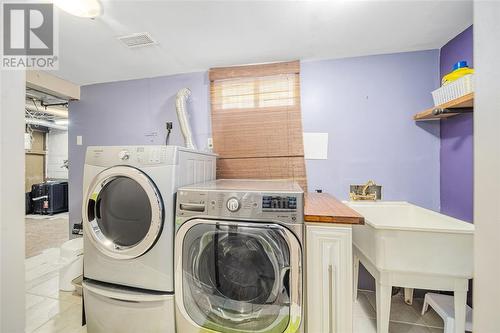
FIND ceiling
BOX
[53,0,473,85]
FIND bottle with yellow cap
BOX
[442,61,474,85]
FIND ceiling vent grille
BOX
[118,32,157,48]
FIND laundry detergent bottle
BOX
[441,61,474,85]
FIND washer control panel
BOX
[262,196,297,211]
[177,190,304,225]
[226,198,240,212]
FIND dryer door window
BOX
[178,221,302,333]
[84,166,163,260]
[95,176,151,246]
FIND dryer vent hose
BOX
[175,88,197,150]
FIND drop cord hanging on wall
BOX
[165,121,173,146]
[175,88,197,150]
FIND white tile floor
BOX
[26,249,445,333]
[25,248,86,333]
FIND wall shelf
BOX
[413,93,474,121]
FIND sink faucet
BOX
[350,180,378,201]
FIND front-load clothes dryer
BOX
[175,179,304,333]
[82,145,215,292]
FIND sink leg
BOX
[454,290,467,333]
[353,254,360,301]
[404,288,414,305]
[376,282,391,333]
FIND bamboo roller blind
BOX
[209,60,307,190]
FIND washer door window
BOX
[84,166,163,259]
[179,220,302,333]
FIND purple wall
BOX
[68,72,212,226]
[301,50,441,209]
[440,26,474,223]
[300,50,441,290]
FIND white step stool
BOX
[422,293,473,333]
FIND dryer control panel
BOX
[85,146,171,167]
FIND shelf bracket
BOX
[432,107,473,116]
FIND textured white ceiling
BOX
[53,0,472,85]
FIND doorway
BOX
[24,88,80,333]
[24,89,70,259]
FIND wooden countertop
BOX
[304,193,365,225]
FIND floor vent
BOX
[118,32,157,48]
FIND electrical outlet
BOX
[76,136,83,146]
[207,137,213,149]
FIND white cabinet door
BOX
[306,225,353,333]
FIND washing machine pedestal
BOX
[83,280,175,333]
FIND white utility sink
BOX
[346,201,474,333]
[347,201,474,277]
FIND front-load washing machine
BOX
[82,145,215,292]
[175,179,304,333]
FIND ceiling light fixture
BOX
[53,0,103,18]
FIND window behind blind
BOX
[213,74,296,110]
[209,61,307,190]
